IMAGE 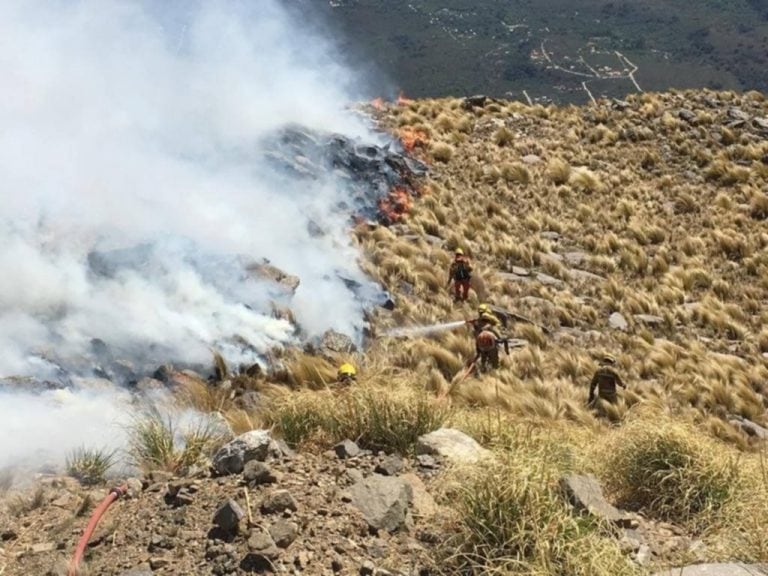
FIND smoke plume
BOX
[0,0,381,469]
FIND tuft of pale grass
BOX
[442,452,636,575]
[568,167,602,193]
[493,126,515,147]
[66,447,117,486]
[7,486,46,517]
[128,409,230,475]
[547,158,571,185]
[500,162,530,185]
[431,142,454,163]
[263,385,448,454]
[600,416,739,528]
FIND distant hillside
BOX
[314,0,768,104]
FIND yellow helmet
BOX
[338,363,357,378]
[455,247,464,255]
[478,303,491,315]
[601,354,616,365]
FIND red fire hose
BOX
[68,484,127,576]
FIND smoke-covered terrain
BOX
[0,0,410,468]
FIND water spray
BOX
[383,320,468,338]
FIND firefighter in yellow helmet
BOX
[447,247,473,302]
[467,304,504,372]
[337,362,357,385]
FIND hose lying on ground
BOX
[68,484,127,576]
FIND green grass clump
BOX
[444,453,636,575]
[66,447,117,486]
[264,385,448,454]
[128,409,230,475]
[601,418,739,527]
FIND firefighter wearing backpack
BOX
[447,248,473,302]
[468,304,504,371]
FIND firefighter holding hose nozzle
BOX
[467,304,507,373]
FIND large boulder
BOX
[560,474,634,528]
[728,416,768,440]
[415,428,490,464]
[653,564,768,576]
[348,475,413,533]
[609,312,628,331]
[212,430,273,476]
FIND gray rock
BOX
[522,154,542,165]
[678,109,697,124]
[563,251,587,266]
[348,475,413,533]
[727,107,750,122]
[415,428,490,464]
[511,266,530,277]
[729,416,768,440]
[536,272,566,288]
[652,564,768,576]
[119,568,153,576]
[540,231,561,240]
[754,117,768,131]
[212,430,273,476]
[334,439,361,459]
[248,530,280,559]
[634,544,652,566]
[213,499,245,534]
[375,455,404,476]
[269,520,299,548]
[560,474,634,528]
[125,477,144,499]
[360,560,376,576]
[243,461,279,485]
[462,95,488,109]
[416,454,438,469]
[567,269,605,282]
[261,489,298,514]
[609,312,628,331]
[315,329,357,359]
[497,272,531,284]
[634,314,665,326]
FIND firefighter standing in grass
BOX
[588,354,625,406]
[468,304,505,371]
[447,248,473,302]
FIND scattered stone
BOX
[540,231,561,240]
[563,251,587,266]
[360,560,376,575]
[148,558,169,570]
[678,109,697,124]
[416,428,490,464]
[652,564,768,576]
[560,474,634,528]
[727,107,750,122]
[314,329,357,360]
[261,490,298,514]
[269,520,299,548]
[611,99,630,111]
[125,478,144,499]
[497,272,531,284]
[634,314,665,326]
[334,440,361,459]
[608,312,628,331]
[375,455,404,476]
[348,475,413,533]
[399,473,439,519]
[536,272,566,288]
[729,416,768,440]
[415,455,438,469]
[212,430,273,476]
[634,544,652,566]
[243,461,279,486]
[118,568,153,576]
[30,542,55,554]
[248,530,279,559]
[461,95,488,110]
[522,154,542,165]
[269,439,296,461]
[511,266,530,277]
[213,499,245,535]
[567,269,605,282]
[754,117,768,131]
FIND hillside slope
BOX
[2,90,768,576]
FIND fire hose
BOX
[68,484,127,576]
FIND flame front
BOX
[378,186,414,224]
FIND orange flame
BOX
[397,127,428,153]
[397,91,413,106]
[370,97,385,110]
[378,186,414,224]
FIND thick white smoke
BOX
[0,1,383,470]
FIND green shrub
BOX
[66,447,117,486]
[602,420,739,527]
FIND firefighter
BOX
[588,354,626,406]
[468,304,504,372]
[337,363,357,385]
[447,248,473,302]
